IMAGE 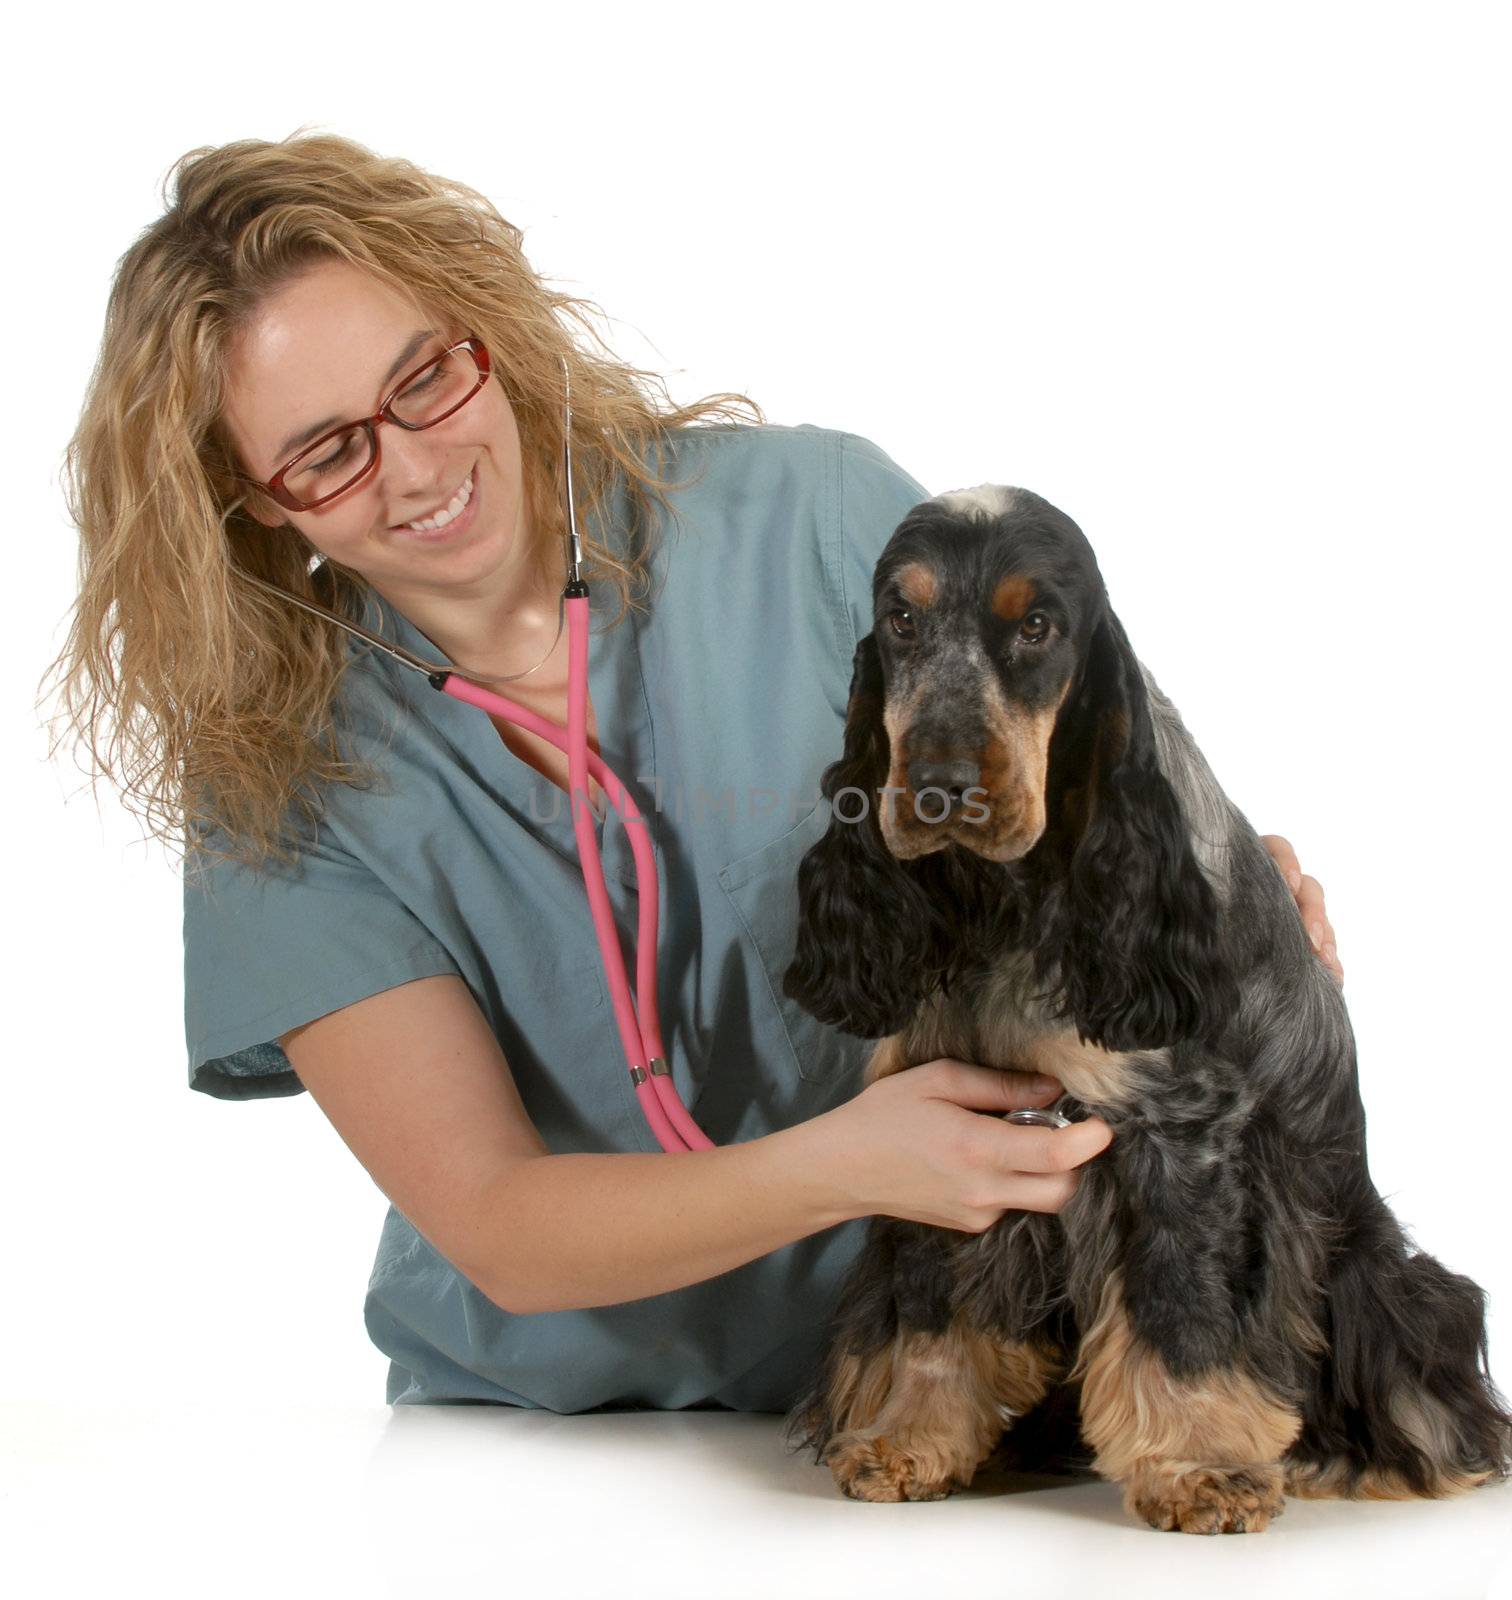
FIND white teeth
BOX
[404,470,473,532]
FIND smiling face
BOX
[220,258,533,616]
[869,487,1105,862]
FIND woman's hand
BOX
[1260,834,1344,987]
[815,1059,1113,1232]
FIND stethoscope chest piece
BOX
[1002,1107,1074,1129]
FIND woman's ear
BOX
[1038,604,1237,1050]
[212,426,290,531]
[783,633,942,1038]
[228,471,294,531]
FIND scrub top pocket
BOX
[717,802,871,1090]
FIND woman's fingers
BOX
[920,1058,1065,1112]
[1260,833,1302,892]
[1261,835,1344,987]
[970,1120,1114,1218]
[971,1117,1114,1218]
[853,1060,1115,1229]
[990,1114,1114,1175]
[1296,872,1327,935]
[1296,874,1343,985]
[920,1060,1114,1177]
[993,1171,1081,1215]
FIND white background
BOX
[7,2,1510,1595]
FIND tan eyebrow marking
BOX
[991,574,1037,621]
[895,562,938,607]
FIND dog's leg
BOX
[785,1213,1061,1504]
[1075,1272,1301,1533]
[808,1033,1074,1500]
[821,1323,1060,1502]
[1284,1206,1512,1500]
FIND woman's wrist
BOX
[756,1106,871,1231]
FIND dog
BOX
[781,485,1511,1533]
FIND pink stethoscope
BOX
[244,362,713,1153]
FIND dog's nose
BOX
[907,758,981,811]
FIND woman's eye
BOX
[398,360,446,400]
[888,608,916,640]
[307,431,361,476]
[1018,611,1052,644]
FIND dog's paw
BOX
[1127,1463,1286,1534]
[823,1434,970,1503]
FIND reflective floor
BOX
[8,1401,1512,1599]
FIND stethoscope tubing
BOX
[437,603,711,1152]
[237,351,712,1154]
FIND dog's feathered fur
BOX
[781,487,1510,1531]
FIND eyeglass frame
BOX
[239,335,493,513]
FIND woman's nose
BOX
[378,425,454,512]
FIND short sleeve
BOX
[835,432,931,650]
[183,828,461,1101]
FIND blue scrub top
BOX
[183,422,930,1412]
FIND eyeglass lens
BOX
[280,344,484,507]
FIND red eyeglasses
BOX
[244,336,492,512]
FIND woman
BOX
[56,134,1339,1412]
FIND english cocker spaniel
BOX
[782,486,1510,1533]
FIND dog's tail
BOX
[1286,1196,1512,1499]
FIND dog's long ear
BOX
[783,634,941,1038]
[1039,605,1236,1050]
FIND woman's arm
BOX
[282,976,1109,1315]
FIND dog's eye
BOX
[1018,611,1052,644]
[887,608,917,641]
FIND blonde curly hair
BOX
[51,132,762,866]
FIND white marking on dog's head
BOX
[935,485,1020,522]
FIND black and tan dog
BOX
[782,486,1510,1533]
